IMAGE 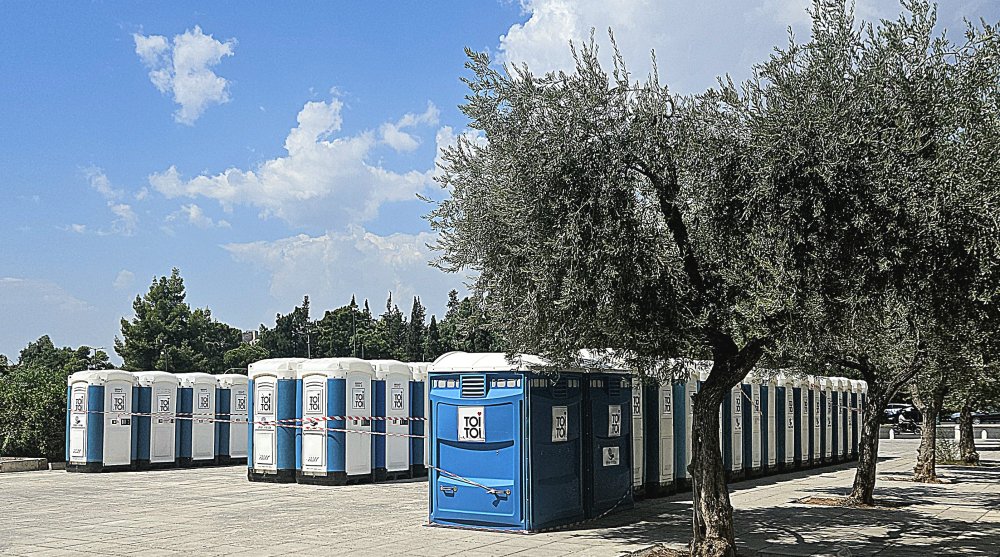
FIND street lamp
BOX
[87,347,106,370]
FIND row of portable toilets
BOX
[64,352,868,535]
[65,370,249,472]
[423,353,869,532]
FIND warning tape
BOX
[75,410,426,439]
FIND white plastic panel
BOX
[253,379,277,470]
[658,383,673,483]
[384,372,409,473]
[346,371,372,476]
[103,381,132,466]
[69,385,88,463]
[631,382,643,488]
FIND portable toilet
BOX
[775,372,795,472]
[643,376,674,497]
[175,373,217,467]
[428,352,585,532]
[248,358,305,482]
[66,370,137,472]
[839,378,850,461]
[582,372,634,518]
[848,380,859,459]
[741,375,762,478]
[764,375,777,474]
[134,371,178,469]
[296,358,374,485]
[791,375,806,468]
[721,381,744,482]
[409,362,429,478]
[370,359,412,481]
[631,376,645,499]
[216,374,249,465]
[672,366,699,491]
[858,381,868,459]
[825,377,836,463]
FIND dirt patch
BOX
[798,496,912,509]
[877,474,953,484]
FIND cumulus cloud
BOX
[166,203,230,229]
[113,270,135,290]
[223,227,466,316]
[497,0,908,94]
[380,102,440,152]
[0,277,93,314]
[149,97,437,227]
[133,26,235,125]
[0,277,105,360]
[79,168,139,236]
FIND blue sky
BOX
[2,1,997,363]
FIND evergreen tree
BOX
[259,296,312,358]
[405,296,427,361]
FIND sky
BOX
[2,0,997,363]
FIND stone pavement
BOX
[0,440,997,556]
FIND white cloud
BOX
[149,97,437,227]
[496,0,908,94]
[166,203,230,228]
[223,227,466,316]
[380,102,440,152]
[0,277,93,314]
[113,270,135,290]
[133,26,235,125]
[76,168,139,236]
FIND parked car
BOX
[945,410,1000,424]
[882,403,921,424]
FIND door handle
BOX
[439,486,457,495]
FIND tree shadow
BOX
[546,460,999,556]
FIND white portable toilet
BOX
[409,362,431,477]
[747,374,762,477]
[297,358,374,484]
[794,375,809,467]
[673,365,698,490]
[822,377,834,464]
[838,378,850,460]
[726,381,744,481]
[776,372,796,471]
[858,381,868,458]
[370,359,412,481]
[653,376,674,494]
[631,376,644,497]
[176,372,217,466]
[66,370,136,472]
[217,374,249,465]
[764,374,777,473]
[134,371,178,469]
[248,358,306,482]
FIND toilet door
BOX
[385,373,409,472]
[192,385,216,460]
[253,379,277,470]
[151,385,176,463]
[68,385,88,463]
[230,386,248,458]
[103,382,132,466]
[345,373,372,476]
[301,376,327,472]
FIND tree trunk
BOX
[848,386,887,505]
[912,380,945,482]
[958,403,979,465]
[689,375,735,557]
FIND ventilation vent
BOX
[551,378,568,399]
[607,378,621,398]
[461,375,486,398]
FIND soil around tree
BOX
[633,545,690,557]
[797,495,915,509]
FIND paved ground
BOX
[1,440,997,556]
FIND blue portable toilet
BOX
[582,372,634,518]
[66,370,137,472]
[296,358,374,485]
[428,352,586,532]
[409,362,429,478]
[775,373,794,472]
[672,364,703,491]
[742,375,762,478]
[369,360,412,481]
[134,371,178,469]
[248,358,305,483]
[791,375,806,469]
[175,373,217,467]
[216,374,249,465]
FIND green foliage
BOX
[115,268,242,373]
[222,343,270,371]
[259,295,312,359]
[0,336,110,461]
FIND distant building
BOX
[242,330,260,345]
